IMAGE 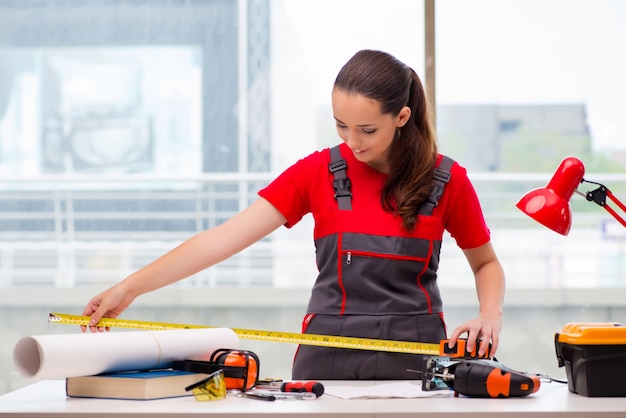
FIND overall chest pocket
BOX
[339,233,431,295]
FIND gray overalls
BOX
[292,146,454,380]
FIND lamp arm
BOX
[581,180,626,228]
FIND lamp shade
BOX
[516,157,585,236]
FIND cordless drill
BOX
[421,357,541,398]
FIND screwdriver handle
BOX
[281,381,325,398]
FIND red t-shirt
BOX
[258,143,490,250]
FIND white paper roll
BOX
[13,328,240,380]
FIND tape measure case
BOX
[555,322,626,397]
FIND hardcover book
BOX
[66,369,210,400]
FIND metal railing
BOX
[1,173,625,288]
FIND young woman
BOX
[82,49,505,380]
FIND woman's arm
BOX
[447,241,505,357]
[82,197,287,331]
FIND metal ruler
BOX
[49,312,479,358]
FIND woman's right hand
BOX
[79,198,286,333]
[81,282,136,333]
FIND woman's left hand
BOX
[447,312,502,358]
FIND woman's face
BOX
[332,88,410,173]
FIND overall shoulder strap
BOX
[328,145,352,211]
[418,155,454,216]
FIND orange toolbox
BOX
[555,322,626,397]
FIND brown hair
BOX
[334,50,438,231]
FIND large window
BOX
[0,0,624,288]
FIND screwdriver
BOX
[255,381,325,398]
[247,391,317,400]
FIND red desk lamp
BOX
[516,157,626,235]
[517,157,626,398]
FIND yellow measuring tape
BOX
[49,312,446,356]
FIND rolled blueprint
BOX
[13,328,240,380]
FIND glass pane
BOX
[1,47,201,176]
[270,0,425,163]
[436,0,626,288]
[269,0,425,287]
[437,0,626,170]
[0,0,426,287]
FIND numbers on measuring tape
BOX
[49,312,450,357]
